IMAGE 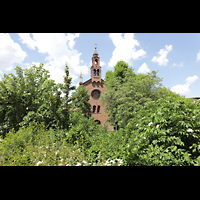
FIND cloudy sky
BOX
[1,33,200,98]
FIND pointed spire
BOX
[94,43,98,55]
[79,70,83,85]
[80,71,83,80]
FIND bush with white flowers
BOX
[124,97,200,166]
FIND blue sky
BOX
[1,33,200,98]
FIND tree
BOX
[70,85,92,118]
[0,64,58,137]
[20,63,76,131]
[125,97,200,166]
[56,63,76,130]
[101,60,172,129]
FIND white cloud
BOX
[100,61,106,67]
[18,33,88,84]
[196,50,200,62]
[137,62,150,74]
[0,33,27,71]
[18,33,36,50]
[108,33,146,67]
[152,45,173,66]
[171,75,198,96]
[186,75,198,85]
[173,62,184,67]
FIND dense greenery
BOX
[1,61,200,166]
[101,61,183,129]
[0,64,58,137]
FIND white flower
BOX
[156,124,159,128]
[115,159,123,166]
[148,122,153,126]
[104,159,123,166]
[104,161,111,166]
[187,128,193,133]
[36,161,43,166]
[76,162,81,166]
[143,137,146,139]
[136,124,139,127]
[82,160,87,164]
[55,150,59,155]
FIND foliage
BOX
[101,61,178,129]
[70,85,91,118]
[2,60,200,166]
[85,128,126,165]
[0,122,89,166]
[67,111,98,148]
[0,119,119,166]
[20,63,76,131]
[0,64,58,137]
[58,63,76,129]
[124,97,200,166]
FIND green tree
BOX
[101,60,172,129]
[0,64,57,137]
[70,85,91,118]
[20,63,76,131]
[58,63,76,129]
[125,97,200,166]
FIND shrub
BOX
[125,97,200,166]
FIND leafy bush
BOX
[0,64,58,137]
[2,61,200,166]
[101,61,178,130]
[86,128,127,165]
[124,97,200,166]
[0,122,90,166]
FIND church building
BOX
[79,47,113,130]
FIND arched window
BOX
[95,120,101,124]
[91,90,100,99]
[93,69,96,76]
[97,106,100,113]
[97,69,99,76]
[95,59,98,65]
[93,105,96,113]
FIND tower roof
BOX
[94,47,98,55]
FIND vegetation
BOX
[1,61,200,166]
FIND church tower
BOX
[91,46,101,83]
[80,46,113,130]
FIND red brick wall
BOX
[83,79,113,130]
[81,48,113,131]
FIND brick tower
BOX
[80,46,113,130]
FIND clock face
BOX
[92,90,100,99]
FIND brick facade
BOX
[80,47,113,130]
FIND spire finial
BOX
[94,43,97,49]
[80,70,83,79]
[79,70,83,85]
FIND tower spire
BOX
[94,43,97,49]
[94,43,98,55]
[91,45,101,82]
[79,70,83,85]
